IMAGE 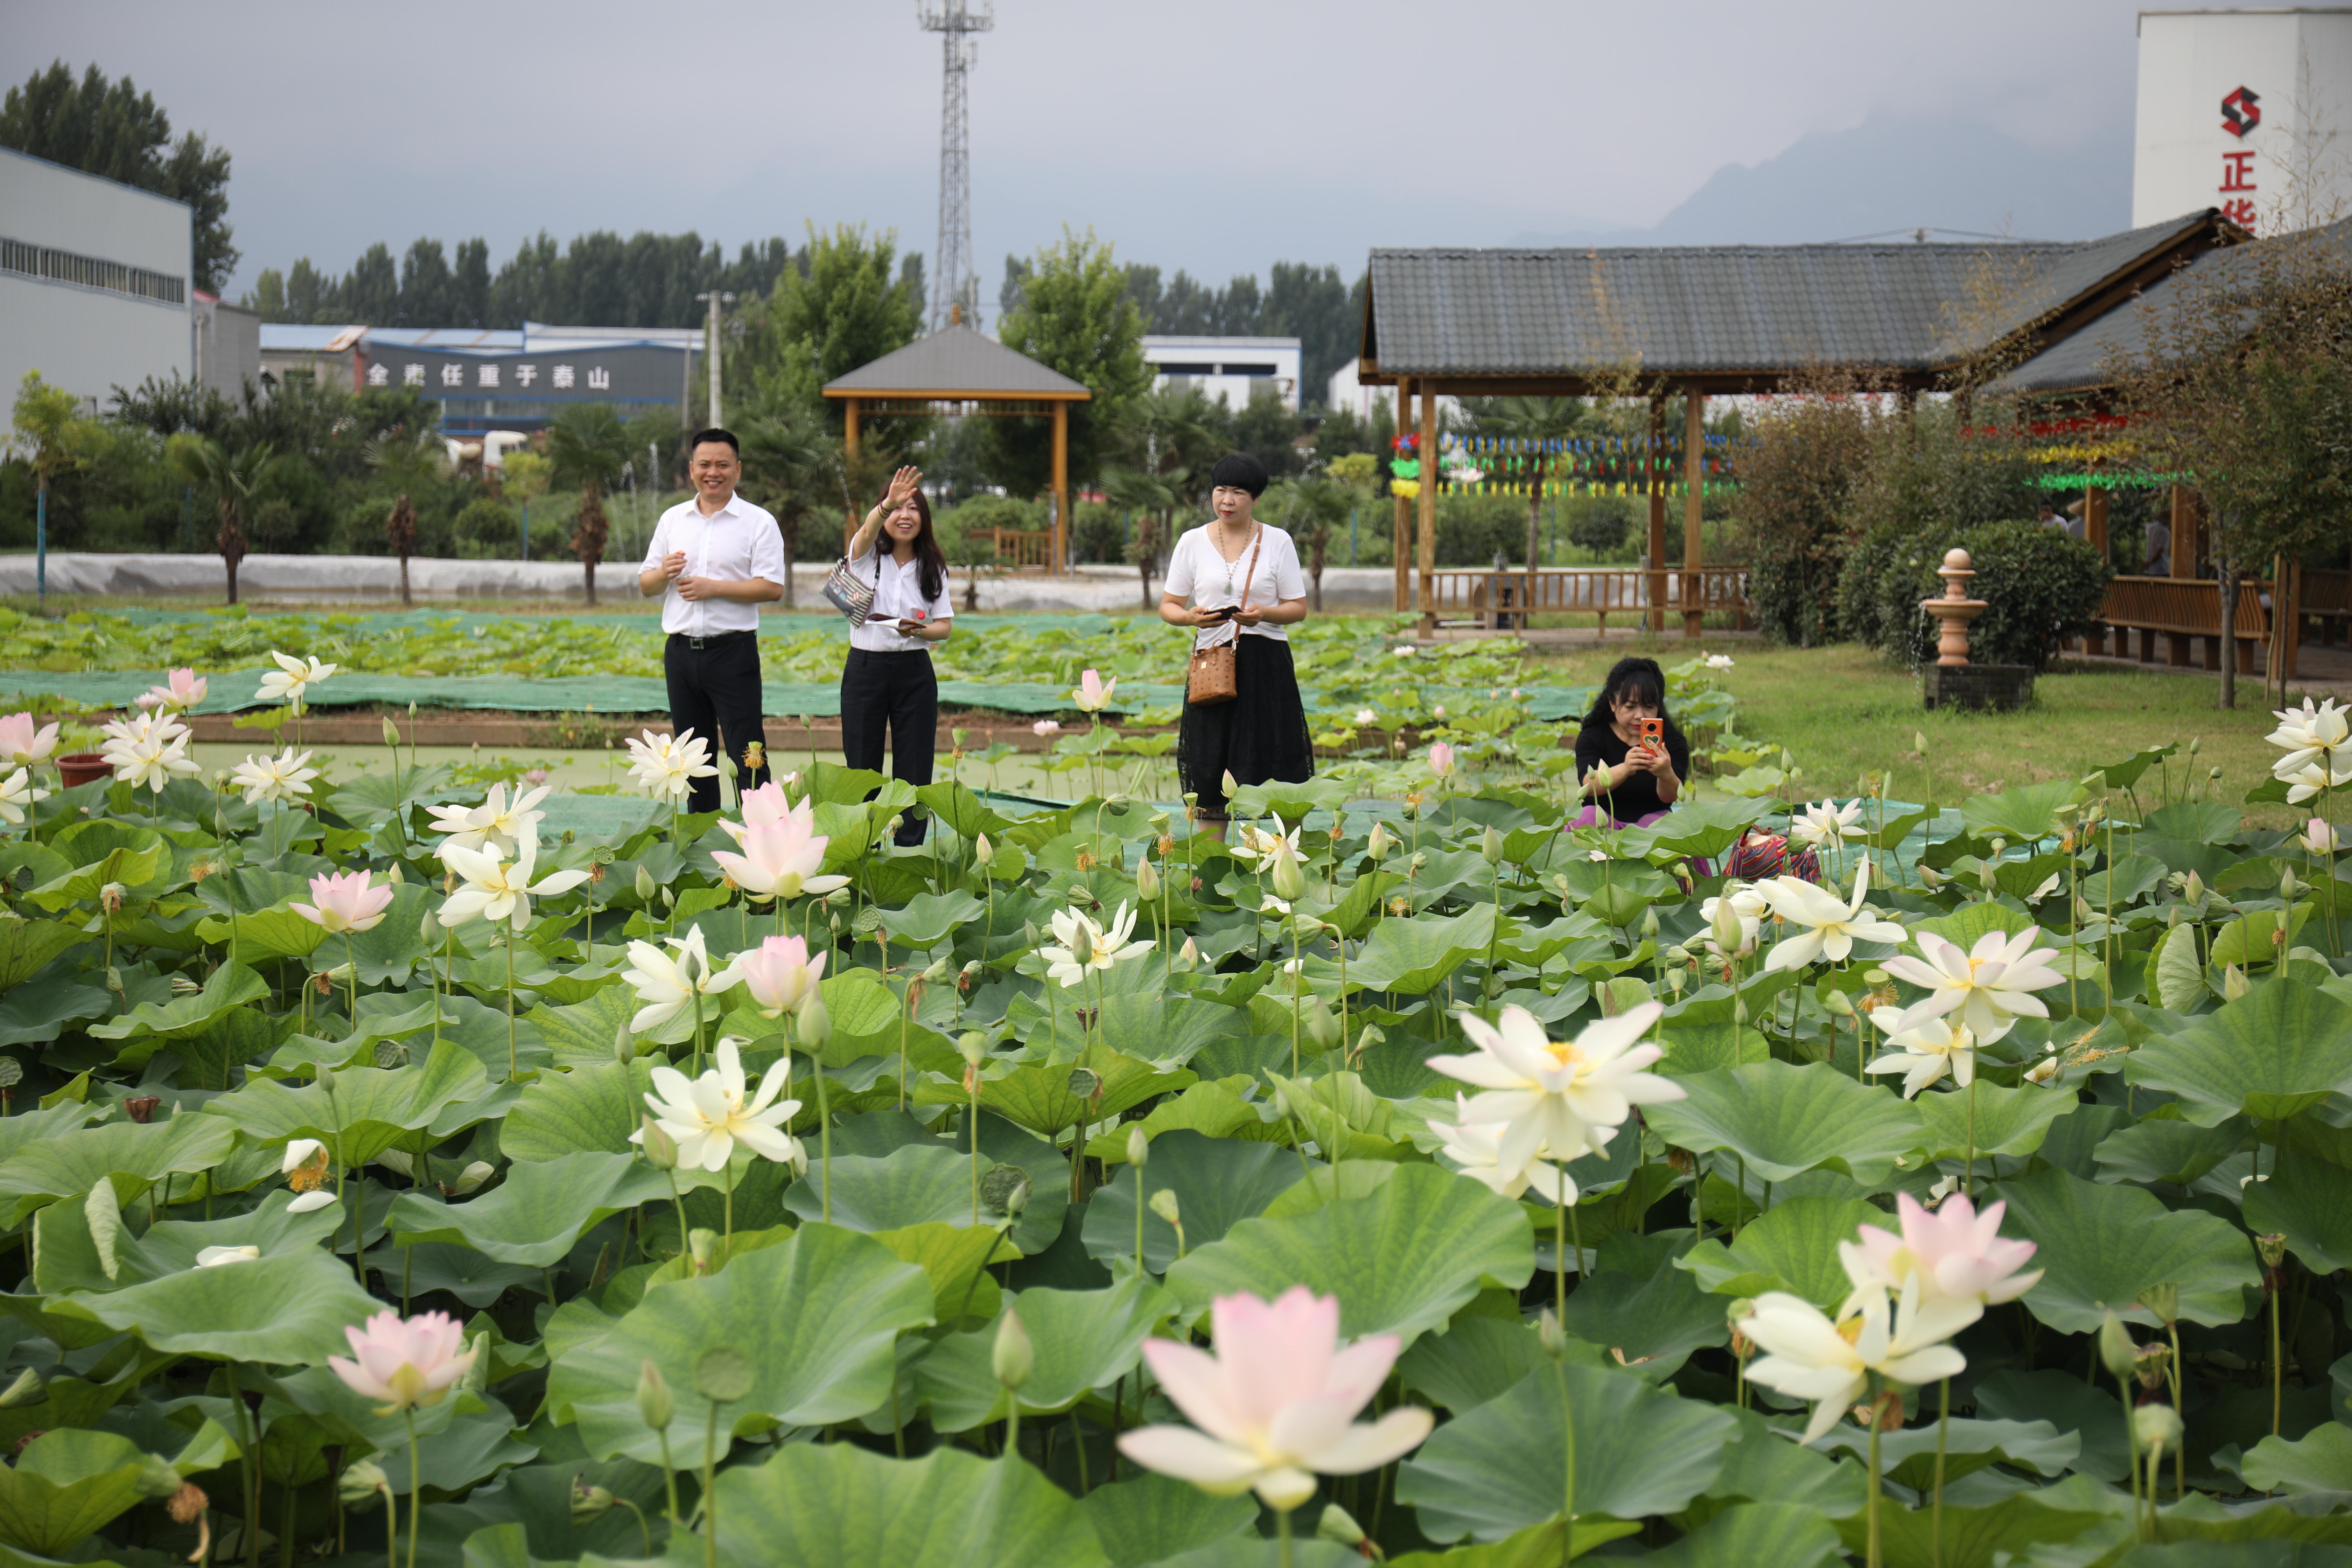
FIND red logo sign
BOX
[2222,85,2262,138]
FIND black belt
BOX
[668,630,757,650]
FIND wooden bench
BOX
[2081,576,2280,675]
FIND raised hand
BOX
[883,466,923,512]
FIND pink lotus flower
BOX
[0,713,59,769]
[1073,668,1116,713]
[736,934,827,1018]
[1117,1286,1434,1511]
[145,668,206,712]
[293,869,397,934]
[1840,1191,2043,1312]
[709,797,849,902]
[1033,719,1061,737]
[329,1309,477,1413]
[1427,741,1455,779]
[717,780,792,846]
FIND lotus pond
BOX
[10,662,2352,1568]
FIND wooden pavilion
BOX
[1353,209,2241,632]
[823,324,1091,573]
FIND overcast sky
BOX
[7,0,2153,303]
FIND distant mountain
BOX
[1510,110,2134,248]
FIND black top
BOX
[1574,720,1690,824]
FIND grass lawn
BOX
[1518,638,2301,828]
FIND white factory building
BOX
[2135,7,2352,234]
[1141,335,1303,411]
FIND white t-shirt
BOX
[639,492,786,636]
[1164,523,1308,647]
[845,548,955,652]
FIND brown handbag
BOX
[1185,527,1262,706]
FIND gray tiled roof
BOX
[1365,212,2220,379]
[1991,215,2352,396]
[822,324,1089,398]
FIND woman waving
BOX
[841,465,952,848]
[1159,453,1313,834]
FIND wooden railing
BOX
[984,530,1053,569]
[1419,568,1750,632]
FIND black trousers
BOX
[663,631,770,816]
[839,648,937,846]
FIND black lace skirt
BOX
[1177,634,1315,817]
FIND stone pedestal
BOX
[1923,663,2036,712]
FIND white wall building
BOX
[0,146,192,413]
[2134,8,2352,233]
[1141,335,1302,411]
[191,292,261,400]
[1325,358,1460,428]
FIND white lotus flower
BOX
[426,782,551,857]
[631,1036,801,1171]
[1040,902,1153,989]
[1863,1008,1976,1098]
[257,651,336,713]
[281,1138,325,1173]
[98,711,200,792]
[1743,1275,1977,1444]
[623,728,719,803]
[230,748,318,805]
[1429,1095,1575,1203]
[2283,760,2352,806]
[0,767,50,826]
[285,1190,337,1214]
[1426,1002,1683,1177]
[1760,861,1906,973]
[1704,653,1735,671]
[1353,708,1377,726]
[1788,798,1864,850]
[2269,697,2352,779]
[1881,927,2065,1040]
[437,834,591,931]
[622,926,742,1035]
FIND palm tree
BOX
[737,399,832,608]
[6,373,90,612]
[363,423,446,606]
[1102,466,1178,609]
[1266,470,1351,612]
[164,434,285,605]
[546,404,630,606]
[1461,396,1588,572]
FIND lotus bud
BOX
[1918,864,1943,889]
[1538,1307,1568,1360]
[1666,967,1686,994]
[638,1114,678,1171]
[1148,1187,1184,1252]
[688,1228,718,1275]
[1710,896,1742,955]
[796,988,831,1045]
[420,912,439,947]
[2098,1312,2137,1380]
[1316,1503,1369,1549]
[2223,964,2249,1001]
[2140,1282,2180,1325]
[1136,858,1160,901]
[635,865,656,901]
[660,887,675,910]
[992,1307,1034,1392]
[1732,997,1748,1025]
[1913,731,1928,754]
[972,833,994,869]
[1823,989,1854,1017]
[569,1480,615,1524]
[1977,858,1998,893]
[2132,1402,2184,1454]
[1480,826,1504,864]
[614,1018,634,1063]
[1270,850,1306,902]
[340,1459,389,1506]
[1127,1125,1149,1167]
[0,1369,40,1409]
[1641,908,1660,939]
[169,974,201,995]
[636,1360,674,1433]
[1305,994,1339,1049]
[1002,1178,1029,1219]
[957,1030,988,1068]
[382,717,402,749]
[1222,770,1239,801]
[1174,937,1198,973]
[1408,851,1428,875]
[450,1161,494,1195]
[2283,865,2301,899]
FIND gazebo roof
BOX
[1357,209,2243,396]
[822,324,1090,401]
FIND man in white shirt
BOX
[638,428,785,814]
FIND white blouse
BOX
[1163,523,1308,648]
[845,549,955,652]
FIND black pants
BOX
[664,631,770,816]
[839,648,937,846]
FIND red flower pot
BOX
[56,754,113,789]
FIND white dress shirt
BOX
[639,492,786,636]
[1163,523,1308,648]
[845,547,955,652]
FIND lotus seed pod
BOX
[569,1482,615,1524]
[694,1346,755,1403]
[1127,1125,1149,1167]
[2258,1232,2289,1269]
[635,1360,674,1433]
[992,1307,1034,1391]
[957,1030,988,1067]
[2133,1340,2173,1392]
[2132,1402,2183,1452]
[340,1459,390,1506]
[981,1162,1029,1217]
[2140,1282,2180,1325]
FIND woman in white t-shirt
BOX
[1159,452,1314,831]
[842,465,954,848]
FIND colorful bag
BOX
[1723,831,1820,884]
[822,551,879,626]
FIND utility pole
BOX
[695,290,735,427]
[918,0,993,332]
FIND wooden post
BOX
[1393,377,1413,612]
[1682,387,1704,638]
[842,397,863,550]
[2171,484,2199,580]
[1647,391,1667,634]
[2084,483,2108,559]
[1418,383,1438,635]
[1051,400,1070,579]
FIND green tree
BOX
[1265,470,1351,611]
[1460,396,1589,572]
[163,434,284,604]
[502,450,552,561]
[5,372,98,608]
[546,405,630,605]
[362,423,446,605]
[988,228,1153,499]
[737,396,836,608]
[1101,465,1177,608]
[0,61,237,291]
[741,224,924,416]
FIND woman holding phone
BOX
[841,465,952,848]
[1160,452,1312,834]
[1572,655,1687,828]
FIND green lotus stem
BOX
[344,930,358,1018]
[2273,1275,2284,1437]
[1275,1505,1292,1568]
[505,933,519,1082]
[405,1408,421,1568]
[1553,1188,1567,1315]
[656,1427,681,1525]
[1932,1377,1950,1568]
[1134,1161,1146,1271]
[1865,1373,1884,1568]
[970,1084,983,1228]
[816,1051,833,1226]
[2169,1317,2186,1502]
[1964,1075,1979,1201]
[722,1155,735,1251]
[615,1497,651,1557]
[1551,1340,1577,1568]
[381,1477,396,1568]
[702,1402,721,1568]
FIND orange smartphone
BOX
[1639,718,1663,745]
